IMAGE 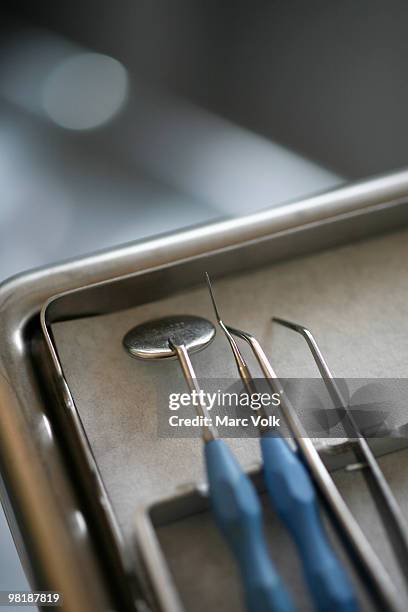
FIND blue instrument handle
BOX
[261,433,358,612]
[205,439,295,612]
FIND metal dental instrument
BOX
[206,274,358,612]
[273,317,408,584]
[123,314,295,612]
[200,290,402,612]
[227,326,403,612]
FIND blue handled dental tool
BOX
[124,314,295,612]
[201,277,401,612]
[205,273,358,612]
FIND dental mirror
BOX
[123,314,216,360]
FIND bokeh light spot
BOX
[43,52,128,130]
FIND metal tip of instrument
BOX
[205,272,238,347]
[272,316,332,380]
[272,316,305,333]
[205,272,222,324]
[205,273,254,390]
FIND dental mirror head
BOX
[123,314,216,360]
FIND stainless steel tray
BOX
[2,169,408,612]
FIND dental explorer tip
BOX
[205,272,222,324]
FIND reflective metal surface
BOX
[2,170,408,611]
[124,315,216,360]
[273,317,408,582]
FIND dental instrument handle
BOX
[170,337,294,612]
[205,438,295,612]
[261,432,358,612]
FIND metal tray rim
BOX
[2,168,408,611]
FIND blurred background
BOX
[1,1,408,608]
